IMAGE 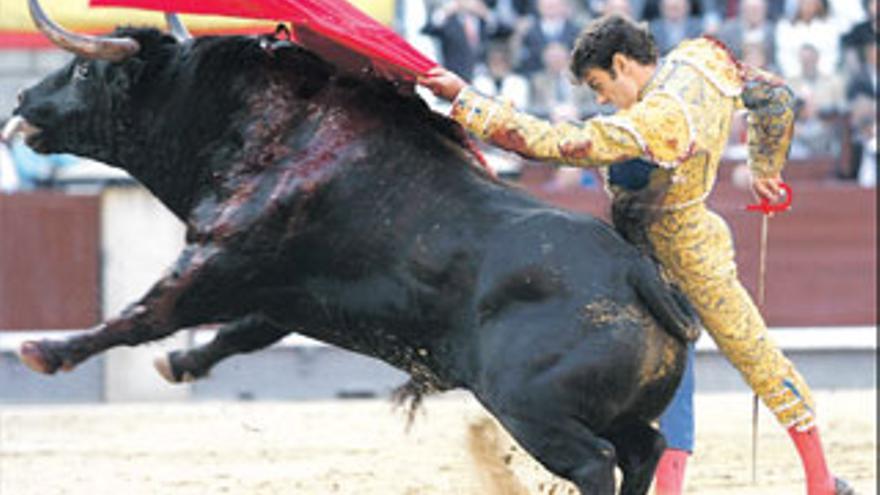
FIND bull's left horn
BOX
[28,0,140,62]
[164,13,192,42]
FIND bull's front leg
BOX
[153,314,290,383]
[19,243,231,375]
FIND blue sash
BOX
[608,158,658,191]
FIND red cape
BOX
[90,0,437,81]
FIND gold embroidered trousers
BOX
[649,205,815,430]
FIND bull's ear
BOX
[259,34,296,57]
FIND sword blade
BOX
[752,213,770,484]
[758,214,769,307]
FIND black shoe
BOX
[835,477,857,495]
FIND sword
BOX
[745,181,793,484]
[751,212,768,485]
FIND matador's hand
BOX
[418,67,468,102]
[751,174,784,204]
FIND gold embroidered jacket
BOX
[449,37,796,210]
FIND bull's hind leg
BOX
[19,243,239,375]
[497,414,617,494]
[605,421,666,495]
[154,315,289,383]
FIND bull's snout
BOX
[1,116,22,143]
[1,116,40,144]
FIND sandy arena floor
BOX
[0,390,875,494]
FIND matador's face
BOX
[581,53,657,111]
[582,67,641,110]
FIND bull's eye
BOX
[72,63,90,82]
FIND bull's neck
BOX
[116,139,203,220]
[113,51,264,219]
[118,95,249,219]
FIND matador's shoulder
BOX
[666,37,744,97]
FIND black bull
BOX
[8,26,700,495]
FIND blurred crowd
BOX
[398,0,877,187]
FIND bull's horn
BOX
[28,0,140,62]
[164,13,192,42]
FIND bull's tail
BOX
[629,259,701,343]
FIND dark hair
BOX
[569,14,659,79]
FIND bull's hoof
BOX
[19,340,62,374]
[153,355,180,383]
[153,352,199,384]
[835,477,857,495]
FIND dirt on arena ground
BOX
[0,390,875,494]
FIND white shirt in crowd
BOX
[473,73,531,110]
[775,16,842,78]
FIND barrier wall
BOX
[0,176,875,402]
[0,192,100,329]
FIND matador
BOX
[420,13,853,495]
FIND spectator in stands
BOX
[423,0,499,81]
[741,40,778,72]
[825,0,867,34]
[699,0,723,33]
[473,41,531,108]
[722,0,789,21]
[487,0,538,24]
[790,90,836,159]
[529,42,604,118]
[642,0,723,32]
[775,0,842,78]
[515,0,582,74]
[789,43,846,116]
[716,0,776,64]
[600,0,637,16]
[396,0,441,67]
[649,0,705,54]
[787,43,846,159]
[485,0,538,38]
[845,36,878,103]
[840,0,876,77]
[758,0,857,31]
[585,0,644,18]
[562,0,592,26]
[845,37,877,183]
